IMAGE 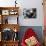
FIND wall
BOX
[17,0,43,26]
[0,0,44,26]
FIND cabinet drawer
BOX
[2,41,18,46]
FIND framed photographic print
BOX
[23,8,37,19]
[2,10,9,15]
[9,10,18,15]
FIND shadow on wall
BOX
[18,26,43,44]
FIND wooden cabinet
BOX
[0,7,19,46]
[0,41,2,46]
[2,41,19,46]
[0,41,19,46]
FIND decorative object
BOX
[2,28,13,41]
[15,0,17,7]
[13,28,18,41]
[5,18,8,24]
[0,7,19,24]
[2,28,18,41]
[23,8,37,19]
[2,16,8,24]
[2,10,9,15]
[13,32,18,41]
[9,10,18,15]
[14,28,17,32]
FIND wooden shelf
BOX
[0,24,20,32]
[2,40,19,42]
[0,7,19,46]
[0,7,19,10]
[0,7,19,24]
[0,40,19,46]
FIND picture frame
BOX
[9,10,18,15]
[2,10,9,15]
[23,8,37,19]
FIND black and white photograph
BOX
[23,8,37,19]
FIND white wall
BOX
[0,0,43,26]
[0,0,15,7]
[17,0,44,26]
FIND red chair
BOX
[21,28,41,46]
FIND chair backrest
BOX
[21,28,36,46]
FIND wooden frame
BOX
[2,10,9,15]
[0,7,19,24]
